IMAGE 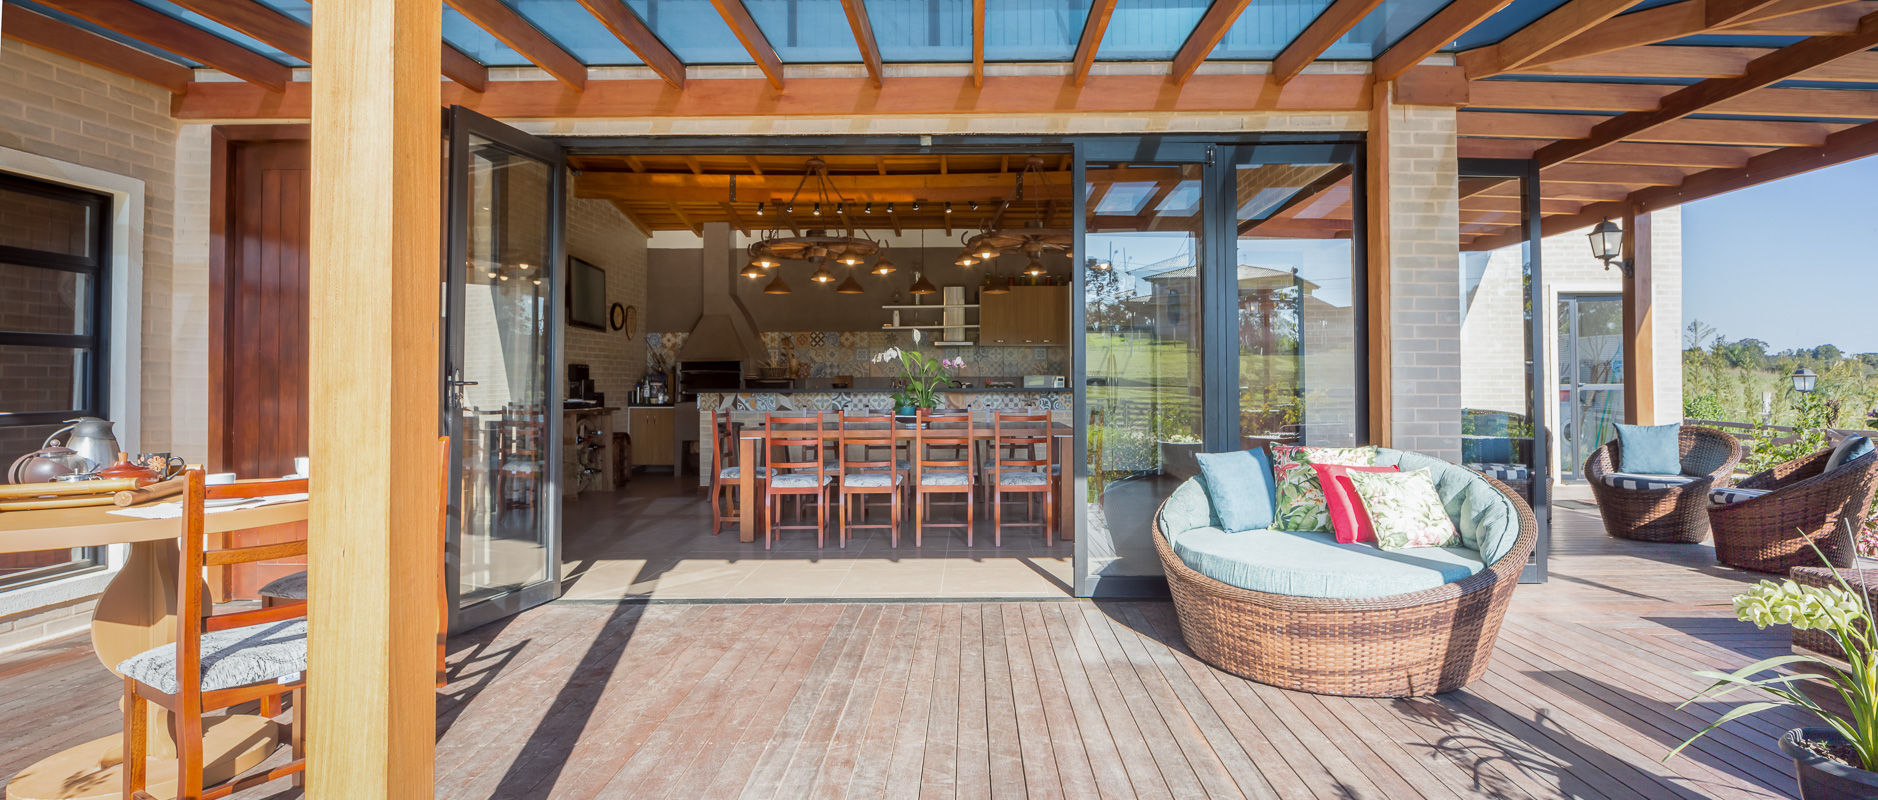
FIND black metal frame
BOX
[1459,157,1550,583]
[0,171,113,429]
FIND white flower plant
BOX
[872,329,963,411]
[1669,528,1878,771]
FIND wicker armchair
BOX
[1585,426,1741,544]
[1150,474,1537,698]
[1710,447,1878,573]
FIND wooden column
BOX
[307,1,440,798]
[1366,80,1394,446]
[1622,206,1656,425]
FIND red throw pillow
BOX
[1313,463,1401,544]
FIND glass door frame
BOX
[1559,293,1624,482]
[442,106,568,632]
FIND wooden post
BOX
[1622,206,1656,425]
[1366,80,1394,446]
[307,0,440,797]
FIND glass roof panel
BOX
[248,0,310,24]
[12,0,200,66]
[1449,0,1569,50]
[623,0,757,64]
[746,0,863,62]
[985,0,1094,62]
[442,6,533,66]
[126,0,303,65]
[1209,0,1336,61]
[1098,0,1210,60]
[508,0,644,65]
[863,0,972,62]
[1320,0,1452,60]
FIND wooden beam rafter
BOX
[1171,0,1255,85]
[1072,0,1118,85]
[1458,0,1649,78]
[1375,0,1518,80]
[972,0,986,88]
[1460,110,1847,146]
[166,0,487,90]
[0,3,192,93]
[709,0,785,89]
[1527,44,1878,80]
[1468,79,1878,119]
[1533,11,1878,167]
[1458,137,1774,167]
[576,0,686,88]
[32,0,293,90]
[1273,0,1390,84]
[1523,0,1854,68]
[840,0,884,88]
[442,45,489,92]
[446,0,586,89]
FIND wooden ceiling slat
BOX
[1721,2,1878,35]
[446,0,586,90]
[1459,137,1773,166]
[1469,80,1878,118]
[1534,11,1878,166]
[1709,0,1798,27]
[840,0,884,88]
[1460,111,1847,145]
[1522,0,1857,67]
[1172,0,1257,85]
[576,0,686,88]
[0,3,193,93]
[166,0,307,59]
[1375,0,1518,80]
[1272,0,1389,84]
[33,0,292,91]
[1458,0,1649,78]
[1526,44,1878,80]
[710,0,785,89]
[442,45,489,92]
[1072,0,1118,86]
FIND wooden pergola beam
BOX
[1375,0,1517,80]
[840,0,884,88]
[1621,205,1656,424]
[1722,1,1878,35]
[445,0,586,90]
[1365,82,1392,446]
[1171,0,1255,85]
[1527,44,1878,79]
[32,0,292,90]
[972,0,986,88]
[1458,0,1648,78]
[710,0,785,89]
[442,44,489,92]
[1273,0,1389,84]
[1534,11,1878,166]
[1468,79,1878,118]
[1072,0,1118,86]
[1525,0,1854,67]
[1460,111,1847,146]
[307,0,440,795]
[0,3,192,93]
[1459,137,1774,166]
[173,72,1379,119]
[166,0,488,91]
[576,0,686,88]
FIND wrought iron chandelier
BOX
[956,156,1072,274]
[743,158,882,290]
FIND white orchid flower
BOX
[911,328,922,345]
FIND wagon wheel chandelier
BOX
[956,156,1073,286]
[741,158,888,294]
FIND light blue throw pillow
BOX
[1195,448,1278,533]
[1615,423,1683,476]
[1826,436,1875,472]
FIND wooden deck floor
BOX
[1,487,1816,798]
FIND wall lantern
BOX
[1791,367,1818,394]
[1586,218,1634,277]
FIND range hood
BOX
[678,222,762,364]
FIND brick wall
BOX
[564,188,649,429]
[1381,101,1463,462]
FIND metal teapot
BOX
[46,417,120,474]
[7,445,85,484]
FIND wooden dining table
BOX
[731,419,1075,543]
[0,500,308,800]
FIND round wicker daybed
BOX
[1151,449,1538,698]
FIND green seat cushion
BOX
[1168,527,1485,599]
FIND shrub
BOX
[1684,393,1726,421]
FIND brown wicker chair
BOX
[1709,447,1878,573]
[1585,426,1741,544]
[1150,470,1537,698]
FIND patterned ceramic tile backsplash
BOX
[646,331,1067,380]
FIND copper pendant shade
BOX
[835,271,866,294]
[764,273,792,295]
[908,271,938,295]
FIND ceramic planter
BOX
[1780,727,1878,799]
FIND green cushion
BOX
[1168,526,1485,599]
[1374,448,1520,564]
[1615,423,1683,475]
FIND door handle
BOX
[448,379,480,388]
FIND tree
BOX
[1684,319,1718,351]
[1715,338,1770,370]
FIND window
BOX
[0,171,111,589]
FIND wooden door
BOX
[210,132,310,599]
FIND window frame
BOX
[0,170,113,429]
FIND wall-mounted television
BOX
[567,257,606,331]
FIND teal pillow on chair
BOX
[1615,423,1683,476]
[1826,435,1875,472]
[1195,448,1278,532]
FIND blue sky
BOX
[1682,155,1878,355]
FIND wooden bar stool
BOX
[837,410,904,548]
[709,410,768,536]
[764,410,834,549]
[913,408,975,547]
[988,410,1055,546]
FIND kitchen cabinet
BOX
[628,407,675,468]
[979,285,1068,345]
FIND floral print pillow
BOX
[1271,444,1379,532]
[1344,468,1460,550]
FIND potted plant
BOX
[874,331,962,419]
[1671,531,1878,799]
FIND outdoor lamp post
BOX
[1587,218,1634,277]
[1791,367,1818,394]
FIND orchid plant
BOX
[873,330,962,411]
[1670,526,1878,772]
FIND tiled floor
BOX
[557,472,1075,600]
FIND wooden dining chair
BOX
[709,410,767,536]
[837,410,904,548]
[988,410,1055,546]
[119,470,309,800]
[764,410,835,549]
[913,408,976,547]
